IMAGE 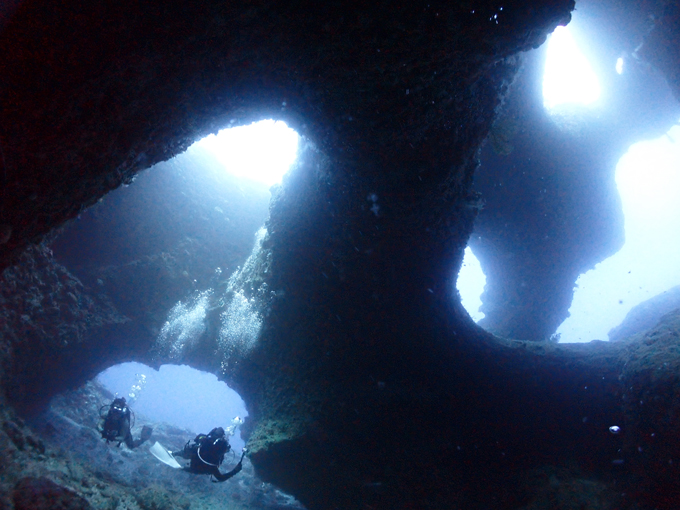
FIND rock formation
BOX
[2,0,680,508]
[470,0,680,340]
[609,285,680,342]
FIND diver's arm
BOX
[211,451,246,483]
[211,462,242,482]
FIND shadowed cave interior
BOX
[1,0,680,509]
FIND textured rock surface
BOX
[0,381,305,510]
[13,477,92,510]
[609,286,680,342]
[2,0,680,508]
[615,309,680,508]
[0,244,133,415]
[0,0,571,272]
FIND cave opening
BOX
[44,362,305,510]
[542,24,601,111]
[557,122,680,342]
[466,7,680,342]
[458,20,604,329]
[194,119,300,187]
[539,18,680,343]
[96,362,248,451]
[49,115,301,376]
[51,118,298,304]
[32,119,308,508]
[456,247,486,323]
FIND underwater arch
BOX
[49,117,302,384]
[97,362,248,450]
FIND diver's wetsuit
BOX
[100,398,152,449]
[172,429,243,482]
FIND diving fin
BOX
[149,441,182,469]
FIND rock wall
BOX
[0,244,136,415]
[0,0,571,272]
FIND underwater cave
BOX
[2,0,680,509]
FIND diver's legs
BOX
[126,425,153,449]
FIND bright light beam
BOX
[543,26,601,110]
[457,247,486,322]
[195,120,299,187]
[556,123,680,342]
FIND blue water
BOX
[98,362,248,450]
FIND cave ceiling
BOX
[2,0,680,509]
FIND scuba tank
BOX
[196,417,244,467]
[99,397,132,444]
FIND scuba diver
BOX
[171,426,246,483]
[98,397,153,449]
